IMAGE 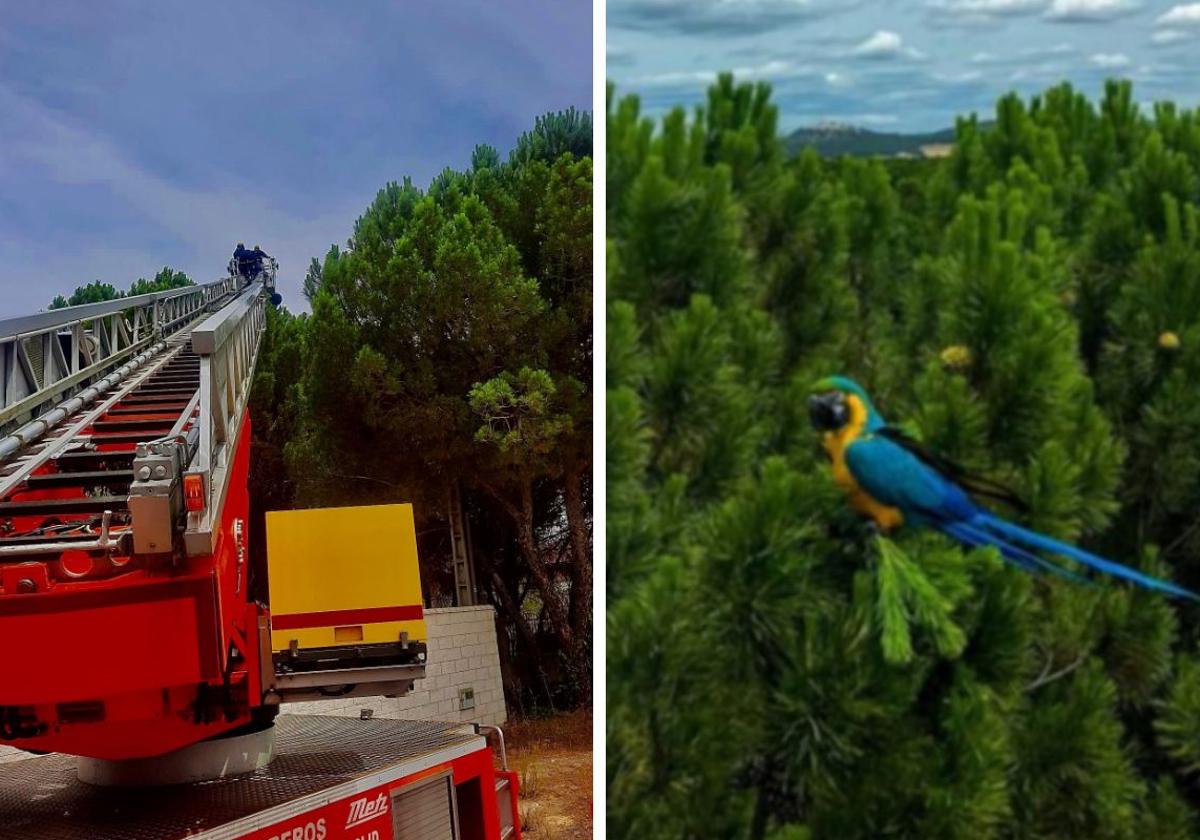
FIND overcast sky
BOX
[0,1,591,313]
[608,0,1200,132]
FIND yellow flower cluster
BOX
[940,344,973,370]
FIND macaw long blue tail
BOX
[938,520,1093,587]
[969,512,1198,601]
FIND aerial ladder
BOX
[0,262,519,840]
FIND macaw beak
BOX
[808,391,848,431]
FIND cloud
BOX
[608,0,850,35]
[808,112,901,125]
[966,41,1074,67]
[632,69,720,88]
[853,29,903,56]
[1024,41,1075,55]
[1090,51,1131,66]
[850,30,925,59]
[608,45,635,68]
[928,0,1045,17]
[934,69,985,81]
[1044,0,1140,22]
[1156,4,1200,26]
[632,59,815,89]
[925,0,1046,27]
[1151,28,1194,43]
[0,83,357,308]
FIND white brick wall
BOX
[283,605,507,726]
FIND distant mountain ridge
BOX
[786,122,959,158]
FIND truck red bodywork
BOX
[0,416,260,759]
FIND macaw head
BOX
[808,375,885,433]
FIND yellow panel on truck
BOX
[265,503,427,653]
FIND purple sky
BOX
[0,1,592,313]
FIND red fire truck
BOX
[0,716,520,840]
[0,263,521,838]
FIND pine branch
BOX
[1025,653,1086,692]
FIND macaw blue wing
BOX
[844,434,975,521]
[843,432,1197,600]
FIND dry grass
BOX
[507,708,592,840]
[518,752,543,799]
[520,802,558,840]
[507,706,592,752]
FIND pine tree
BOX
[608,76,1200,839]
[250,112,594,710]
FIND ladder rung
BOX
[0,496,128,515]
[0,531,104,547]
[88,431,172,445]
[107,404,189,415]
[91,419,180,432]
[24,470,134,489]
[55,451,136,468]
[120,392,195,403]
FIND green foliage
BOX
[49,280,122,308]
[875,537,968,665]
[470,367,572,462]
[251,112,593,710]
[127,266,193,296]
[509,106,592,167]
[608,76,1200,838]
[49,268,194,309]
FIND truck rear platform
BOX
[0,715,520,840]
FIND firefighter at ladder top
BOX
[232,242,272,286]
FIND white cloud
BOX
[851,113,901,125]
[1027,41,1076,54]
[1157,4,1200,25]
[1152,28,1194,43]
[634,59,814,88]
[853,30,903,56]
[807,113,901,127]
[610,0,846,35]
[1045,0,1140,21]
[934,69,985,81]
[607,45,635,67]
[825,71,851,86]
[850,30,924,59]
[1090,52,1131,67]
[929,0,1045,15]
[1010,61,1070,80]
[634,69,720,87]
[969,43,1072,65]
[877,87,941,102]
[0,84,355,309]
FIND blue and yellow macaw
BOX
[808,375,1196,600]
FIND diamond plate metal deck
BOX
[0,715,481,840]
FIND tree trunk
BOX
[479,476,576,656]
[562,462,593,703]
[749,785,770,840]
[489,571,539,657]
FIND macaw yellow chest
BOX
[822,399,905,531]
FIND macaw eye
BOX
[808,392,848,431]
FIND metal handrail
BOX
[0,278,239,434]
[183,280,270,556]
[477,724,509,771]
[0,279,234,342]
